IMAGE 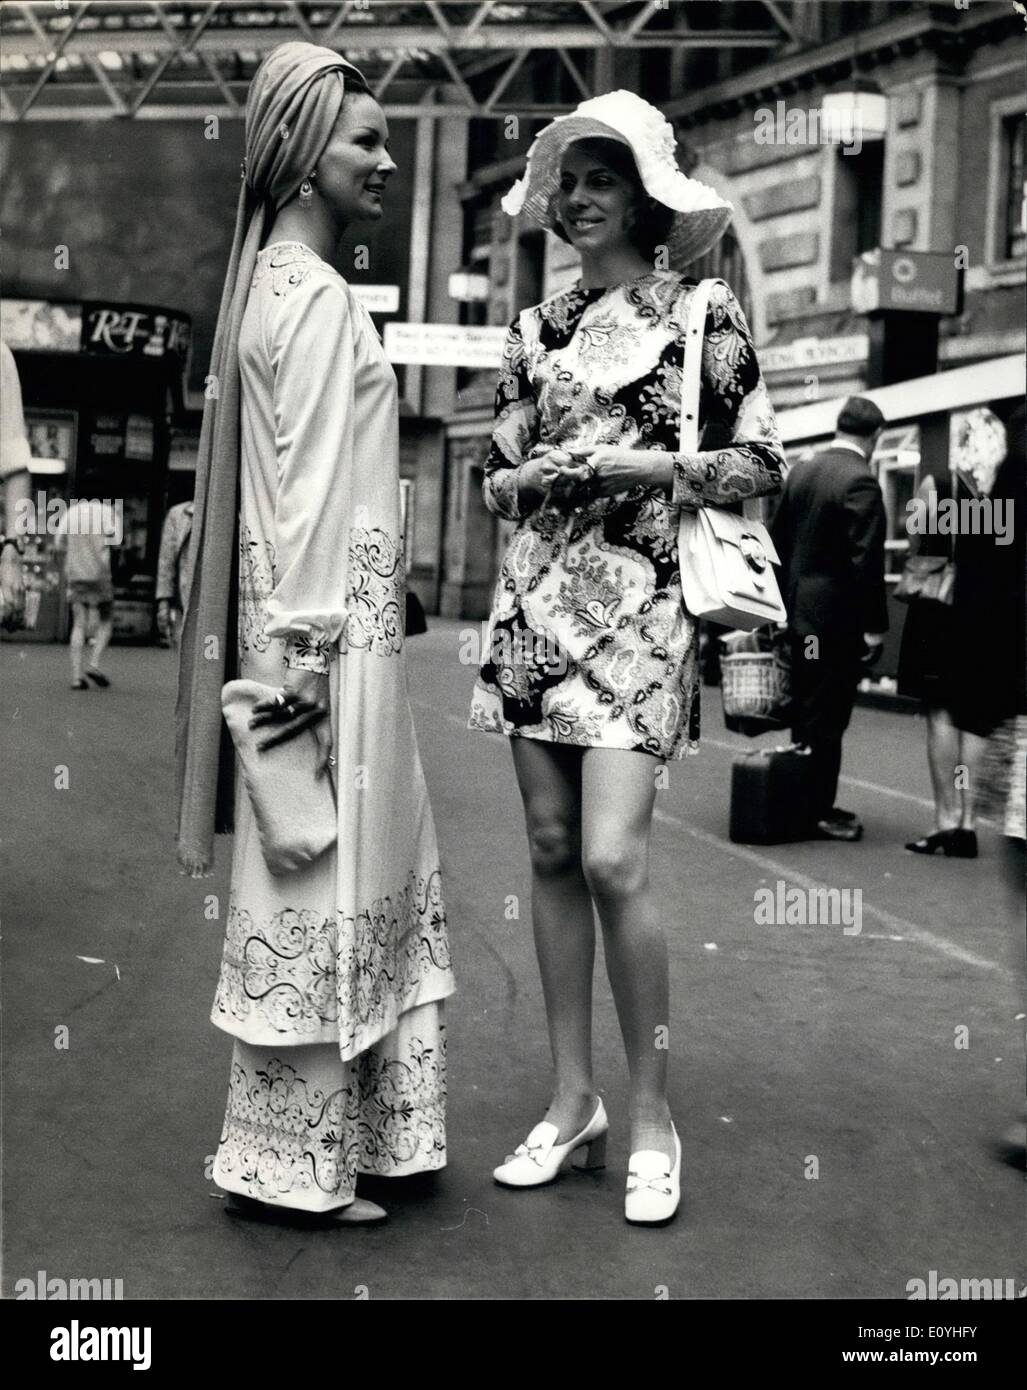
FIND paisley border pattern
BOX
[212,868,451,1049]
[213,1020,447,1210]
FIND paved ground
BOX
[2,624,1023,1301]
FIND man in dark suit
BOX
[772,396,889,841]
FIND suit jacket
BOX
[771,444,889,643]
[155,501,194,609]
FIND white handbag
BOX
[221,680,336,875]
[676,278,786,632]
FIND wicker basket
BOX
[721,650,791,732]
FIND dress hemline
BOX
[466,716,700,760]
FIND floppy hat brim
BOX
[501,108,733,268]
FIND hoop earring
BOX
[298,174,315,208]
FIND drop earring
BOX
[299,173,315,208]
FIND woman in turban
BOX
[177,43,454,1224]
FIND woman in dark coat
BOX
[899,407,1012,856]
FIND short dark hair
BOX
[837,396,886,437]
[551,136,676,263]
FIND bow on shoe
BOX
[626,1169,673,1195]
[505,1139,548,1166]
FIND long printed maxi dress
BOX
[468,271,787,759]
[210,242,455,1212]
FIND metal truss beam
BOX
[0,0,794,121]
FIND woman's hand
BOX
[249,667,334,775]
[518,448,593,509]
[571,446,674,497]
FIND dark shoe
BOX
[86,668,110,687]
[816,814,863,842]
[71,678,89,690]
[830,807,858,823]
[905,829,978,858]
[952,829,978,858]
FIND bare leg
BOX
[89,608,113,674]
[510,738,598,1142]
[925,706,962,831]
[956,729,986,831]
[69,602,88,683]
[580,748,672,1158]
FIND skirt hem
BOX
[466,717,700,761]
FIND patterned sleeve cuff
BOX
[284,633,336,673]
[671,454,709,508]
[484,464,528,520]
[672,447,781,507]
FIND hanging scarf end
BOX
[178,845,214,878]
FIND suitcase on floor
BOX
[729,746,816,845]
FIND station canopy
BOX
[0,1,796,121]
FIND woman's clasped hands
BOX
[520,445,595,509]
[520,443,675,510]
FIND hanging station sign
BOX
[851,250,964,316]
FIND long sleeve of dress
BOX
[671,280,787,507]
[482,316,539,520]
[264,277,356,673]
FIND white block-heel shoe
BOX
[625,1125,681,1225]
[493,1100,609,1188]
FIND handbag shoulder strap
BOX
[678,277,721,455]
[678,276,759,522]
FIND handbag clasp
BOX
[739,532,768,574]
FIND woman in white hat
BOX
[469,91,786,1223]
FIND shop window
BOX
[830,141,884,282]
[999,112,1026,261]
[872,423,919,582]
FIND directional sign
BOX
[384,321,507,367]
[759,335,869,374]
[350,284,400,314]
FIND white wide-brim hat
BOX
[501,89,733,268]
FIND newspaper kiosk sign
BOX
[851,250,963,316]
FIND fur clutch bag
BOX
[221,679,335,875]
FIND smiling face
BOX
[314,91,397,223]
[555,142,642,256]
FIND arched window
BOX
[687,225,753,327]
